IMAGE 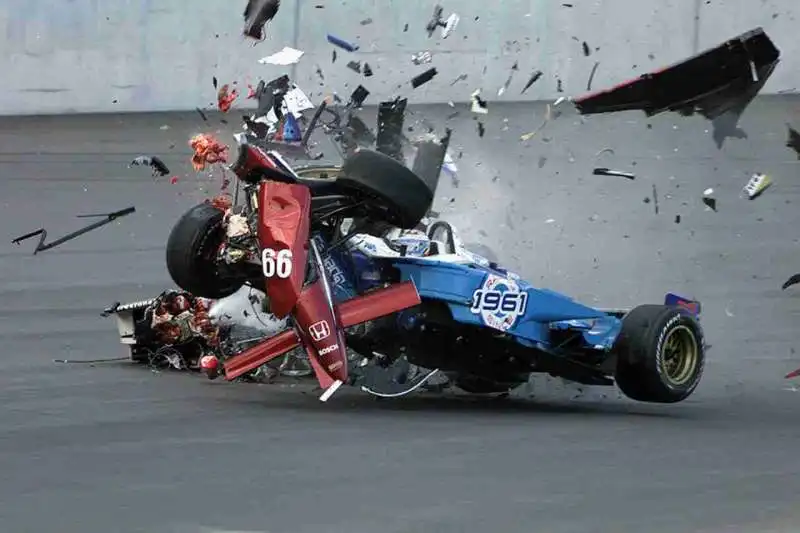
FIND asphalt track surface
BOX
[1,99,800,533]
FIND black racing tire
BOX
[165,203,244,299]
[338,149,433,229]
[613,304,705,404]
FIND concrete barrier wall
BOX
[0,0,797,115]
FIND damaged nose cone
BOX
[200,355,220,380]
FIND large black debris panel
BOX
[375,97,407,161]
[243,0,280,40]
[573,28,780,119]
[411,128,451,194]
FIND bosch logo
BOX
[318,344,339,356]
[308,320,331,341]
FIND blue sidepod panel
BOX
[390,258,609,345]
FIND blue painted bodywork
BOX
[313,232,699,358]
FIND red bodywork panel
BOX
[221,281,421,386]
[257,182,310,318]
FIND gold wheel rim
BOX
[662,325,699,386]
[294,166,343,180]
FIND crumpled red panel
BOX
[217,84,239,112]
[190,134,229,171]
[206,194,233,211]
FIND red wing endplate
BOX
[573,28,780,121]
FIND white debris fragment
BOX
[442,151,458,176]
[412,51,433,65]
[742,173,772,200]
[258,46,305,66]
[545,218,556,224]
[441,13,459,39]
[553,96,567,106]
[703,187,714,196]
[470,90,488,114]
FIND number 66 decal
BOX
[262,248,293,278]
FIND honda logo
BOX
[308,320,331,341]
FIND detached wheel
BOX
[165,203,243,299]
[338,149,433,229]
[613,305,705,403]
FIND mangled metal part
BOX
[243,0,280,40]
[376,97,407,161]
[190,134,229,171]
[573,28,781,148]
[742,173,772,200]
[12,206,135,254]
[425,5,459,39]
[130,155,169,176]
[411,128,451,194]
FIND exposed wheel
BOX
[613,304,705,403]
[165,203,243,299]
[338,149,433,229]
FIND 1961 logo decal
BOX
[470,274,528,332]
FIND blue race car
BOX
[165,140,706,404]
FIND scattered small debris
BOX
[360,17,373,25]
[498,61,519,96]
[586,61,599,90]
[349,85,370,107]
[674,214,681,224]
[412,51,433,65]
[595,148,615,157]
[477,122,485,137]
[196,107,209,122]
[12,207,136,254]
[451,74,467,85]
[243,0,280,40]
[782,273,800,290]
[652,184,659,214]
[258,46,304,65]
[557,78,563,92]
[327,34,359,52]
[212,77,218,89]
[347,60,362,73]
[702,188,717,211]
[582,41,591,56]
[742,173,772,200]
[217,84,239,112]
[786,124,800,158]
[363,63,373,77]
[130,155,170,176]
[426,5,459,39]
[470,90,488,114]
[411,68,438,88]
[521,70,543,94]
[593,168,635,179]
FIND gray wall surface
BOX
[0,0,798,115]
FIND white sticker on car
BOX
[470,274,528,331]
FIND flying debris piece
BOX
[363,63,373,77]
[674,214,681,224]
[441,14,459,39]
[742,172,772,199]
[470,90,488,114]
[348,85,370,107]
[573,28,781,148]
[652,184,659,214]
[521,71,543,94]
[258,46,304,65]
[782,273,800,290]
[498,62,519,96]
[411,129,451,193]
[376,97,407,161]
[586,61,599,90]
[243,0,280,40]
[360,18,373,25]
[196,107,209,122]
[426,5,458,38]
[411,68,438,88]
[412,51,433,65]
[786,366,800,379]
[332,49,337,63]
[212,76,218,89]
[451,74,467,85]
[786,124,800,158]
[582,41,591,56]
[702,188,717,211]
[327,34,359,52]
[217,84,239,112]
[190,134,230,171]
[12,207,136,255]
[477,122,485,137]
[273,113,303,142]
[346,60,362,73]
[130,155,170,176]
[593,168,635,179]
